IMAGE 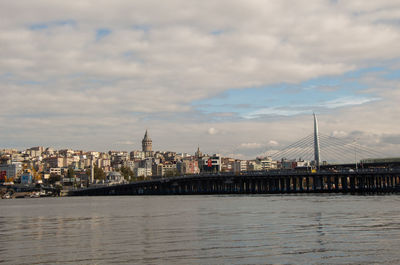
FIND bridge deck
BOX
[69,169,400,196]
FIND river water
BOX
[1,195,400,264]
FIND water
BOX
[1,195,400,265]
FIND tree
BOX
[48,173,61,184]
[119,166,134,181]
[86,166,106,180]
[164,169,179,178]
[67,167,75,179]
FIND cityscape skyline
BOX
[1,1,400,159]
[2,2,400,264]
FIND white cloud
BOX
[268,140,279,146]
[330,131,348,138]
[1,0,400,159]
[207,128,218,135]
[243,108,306,119]
[322,96,380,109]
[239,143,263,149]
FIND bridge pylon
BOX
[313,113,321,169]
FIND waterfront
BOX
[1,195,400,264]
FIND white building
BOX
[233,160,248,173]
[134,167,152,177]
[49,168,62,175]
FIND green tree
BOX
[48,173,61,184]
[67,167,75,179]
[119,166,134,181]
[164,169,179,178]
[85,166,106,180]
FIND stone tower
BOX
[142,130,152,152]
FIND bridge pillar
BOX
[269,178,274,192]
[334,176,339,192]
[376,176,381,190]
[341,176,348,192]
[313,176,317,191]
[327,176,332,191]
[389,176,393,190]
[271,177,279,192]
[293,177,297,192]
[372,175,376,191]
[278,178,282,192]
[350,176,355,192]
[251,179,256,193]
[386,175,390,189]
[299,177,304,192]
[239,179,244,193]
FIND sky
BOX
[1,0,400,159]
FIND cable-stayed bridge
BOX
[268,114,387,168]
[69,114,400,196]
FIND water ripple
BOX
[0,195,400,264]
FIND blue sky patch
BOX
[210,29,227,35]
[192,66,386,119]
[29,20,76,31]
[96,28,111,40]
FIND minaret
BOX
[142,130,152,152]
[313,113,321,169]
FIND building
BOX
[134,167,152,178]
[258,157,278,170]
[152,164,164,177]
[177,158,200,175]
[49,168,62,175]
[281,159,297,170]
[106,172,125,184]
[130,150,146,160]
[162,162,177,176]
[142,130,152,152]
[0,162,22,180]
[233,160,248,173]
[43,157,73,169]
[195,146,203,158]
[21,170,33,184]
[26,146,44,157]
[200,154,221,173]
[221,157,235,172]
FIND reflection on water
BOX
[1,195,400,264]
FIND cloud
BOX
[1,1,400,159]
[330,130,348,138]
[268,140,279,146]
[381,134,400,145]
[243,108,306,119]
[322,96,380,109]
[207,128,218,135]
[239,143,263,149]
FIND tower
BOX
[313,113,321,169]
[195,146,202,158]
[142,130,152,152]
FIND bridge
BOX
[69,114,400,196]
[70,169,400,196]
